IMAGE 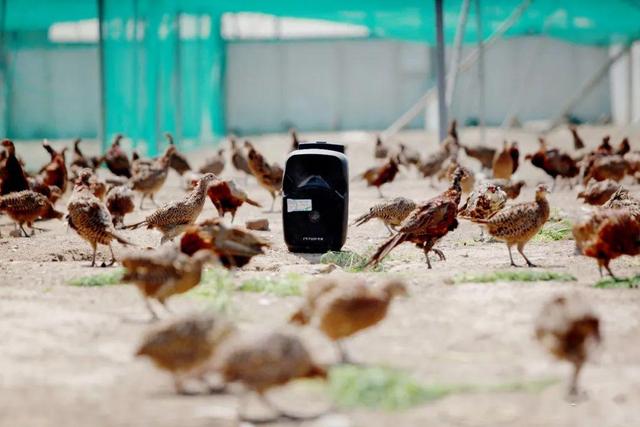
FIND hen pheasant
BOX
[130,145,175,209]
[106,185,135,228]
[535,294,601,398]
[199,148,225,175]
[466,184,550,267]
[577,179,620,206]
[136,312,236,393]
[125,173,217,244]
[244,141,283,211]
[352,197,416,235]
[0,190,63,237]
[180,218,269,269]
[290,276,407,363]
[67,181,132,266]
[122,246,216,318]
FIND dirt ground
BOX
[1,126,640,427]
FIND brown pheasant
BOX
[462,144,495,170]
[353,197,416,234]
[572,207,640,277]
[136,313,236,393]
[217,331,327,422]
[244,141,283,210]
[492,141,514,180]
[603,187,640,220]
[290,128,301,152]
[125,173,217,244]
[39,141,69,194]
[0,139,30,195]
[465,184,550,267]
[366,169,464,269]
[438,157,475,193]
[0,190,63,237]
[207,179,262,222]
[535,294,601,398]
[358,155,400,198]
[199,148,225,175]
[289,276,407,363]
[577,179,620,206]
[180,217,269,269]
[165,133,192,175]
[230,136,253,179]
[105,185,135,228]
[582,154,628,184]
[458,183,507,220]
[104,134,132,178]
[67,181,132,266]
[122,246,216,318]
[130,145,175,208]
[481,179,525,199]
[399,143,420,167]
[569,126,585,150]
[74,168,107,201]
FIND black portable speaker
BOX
[282,141,348,253]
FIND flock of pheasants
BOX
[0,123,639,421]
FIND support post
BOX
[0,0,7,137]
[545,43,631,133]
[434,0,447,141]
[474,0,486,144]
[383,0,531,139]
[446,0,470,108]
[97,0,107,151]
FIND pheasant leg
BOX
[139,194,146,210]
[384,223,394,236]
[19,224,30,238]
[423,249,433,269]
[432,248,446,261]
[376,187,384,198]
[517,243,537,267]
[108,244,116,266]
[567,360,583,399]
[141,294,159,321]
[507,245,518,267]
[150,193,159,207]
[336,340,353,364]
[604,263,618,280]
[90,244,98,267]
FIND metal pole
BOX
[97,0,107,151]
[446,0,470,108]
[382,0,531,139]
[0,0,7,137]
[474,0,485,144]
[435,0,447,141]
[545,43,631,133]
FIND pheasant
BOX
[398,143,420,167]
[125,173,217,244]
[130,145,175,209]
[230,136,253,180]
[39,141,69,194]
[244,141,283,211]
[74,169,107,201]
[462,144,495,170]
[569,126,585,150]
[217,331,327,423]
[358,155,399,198]
[67,181,132,266]
[122,246,216,319]
[353,197,416,234]
[290,128,301,152]
[465,184,550,267]
[105,185,135,228]
[104,134,132,178]
[535,294,601,398]
[458,183,507,220]
[602,187,640,220]
[366,169,464,269]
[616,137,630,156]
[165,133,192,175]
[70,138,90,172]
[492,141,514,180]
[289,276,407,363]
[419,121,458,181]
[577,179,620,206]
[0,190,63,237]
[180,218,269,269]
[572,208,640,278]
[438,157,475,193]
[374,135,389,159]
[130,151,153,177]
[198,148,225,175]
[509,141,520,174]
[0,139,30,195]
[481,179,525,199]
[136,313,236,393]
[207,179,262,222]
[29,177,63,204]
[594,136,613,156]
[582,154,628,184]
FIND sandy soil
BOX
[1,126,640,427]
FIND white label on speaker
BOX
[287,199,312,212]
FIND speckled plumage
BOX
[602,187,640,220]
[130,146,175,208]
[535,294,600,397]
[67,184,131,266]
[180,217,269,269]
[470,185,550,267]
[0,190,63,236]
[136,313,236,393]
[482,179,525,199]
[122,246,216,318]
[245,141,284,210]
[353,197,416,234]
[577,179,620,206]
[106,185,135,227]
[199,148,225,175]
[126,173,217,244]
[458,183,507,220]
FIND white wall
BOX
[226,37,611,134]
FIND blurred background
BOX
[0,0,639,156]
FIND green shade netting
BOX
[2,0,640,152]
